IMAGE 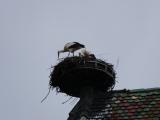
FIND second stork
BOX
[58,42,85,58]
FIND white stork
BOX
[58,42,85,58]
[79,49,96,59]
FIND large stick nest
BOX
[49,56,116,97]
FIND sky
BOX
[1,0,160,120]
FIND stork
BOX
[79,49,96,60]
[58,42,85,58]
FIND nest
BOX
[49,56,116,97]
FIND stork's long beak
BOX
[58,51,60,59]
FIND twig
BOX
[62,96,73,104]
[69,98,78,105]
[41,86,52,103]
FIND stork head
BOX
[58,50,63,59]
[58,50,66,59]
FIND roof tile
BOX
[93,88,160,119]
[68,88,160,120]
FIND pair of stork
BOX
[58,42,93,59]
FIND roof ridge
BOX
[113,87,160,93]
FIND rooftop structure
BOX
[48,55,160,120]
[49,56,116,119]
[68,88,160,120]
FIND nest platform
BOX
[50,56,116,97]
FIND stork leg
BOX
[68,52,70,57]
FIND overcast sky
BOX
[1,0,160,120]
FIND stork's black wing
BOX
[68,42,85,49]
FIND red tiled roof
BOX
[68,88,160,120]
[89,88,160,119]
